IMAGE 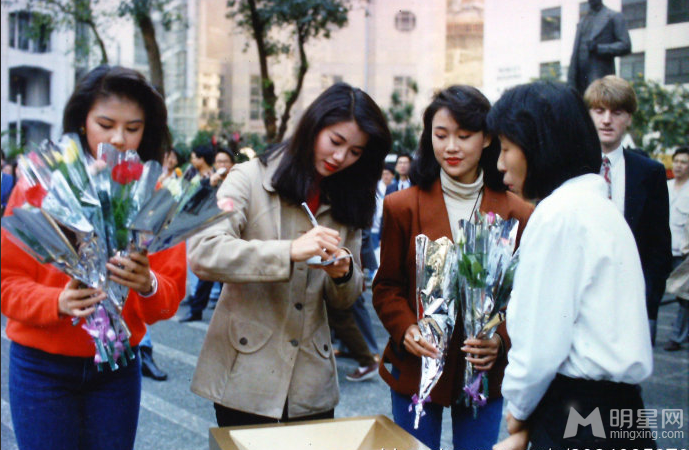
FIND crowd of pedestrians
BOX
[1,62,686,450]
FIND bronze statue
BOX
[568,0,631,95]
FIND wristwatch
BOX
[139,271,158,297]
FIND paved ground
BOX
[2,291,687,450]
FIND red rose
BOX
[128,161,144,181]
[112,163,130,184]
[25,184,48,208]
[111,161,144,185]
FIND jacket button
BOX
[323,344,329,352]
[239,337,248,345]
[295,303,303,310]
[290,339,299,347]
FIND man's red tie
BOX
[601,156,612,199]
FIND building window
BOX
[668,0,689,24]
[250,75,262,121]
[9,67,51,106]
[8,11,51,53]
[539,61,562,80]
[622,0,646,28]
[665,47,689,84]
[540,7,561,41]
[9,120,51,148]
[395,11,416,32]
[620,52,645,80]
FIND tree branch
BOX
[276,24,308,142]
[247,0,278,141]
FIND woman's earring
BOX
[79,126,86,135]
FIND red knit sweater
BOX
[1,184,187,357]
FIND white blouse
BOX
[502,174,653,421]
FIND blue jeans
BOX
[9,342,142,450]
[391,386,502,450]
[139,328,152,349]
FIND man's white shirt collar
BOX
[603,145,624,167]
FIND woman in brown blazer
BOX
[372,86,533,450]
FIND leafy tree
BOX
[190,130,215,150]
[1,130,26,160]
[242,132,268,157]
[26,0,178,97]
[629,76,689,156]
[227,0,350,143]
[26,0,110,63]
[386,80,420,156]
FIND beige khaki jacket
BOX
[187,153,362,419]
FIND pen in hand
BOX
[300,202,319,228]
[300,202,347,266]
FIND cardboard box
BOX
[209,415,430,450]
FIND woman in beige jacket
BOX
[188,83,391,427]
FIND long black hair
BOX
[63,65,171,163]
[487,81,601,200]
[410,85,506,192]
[260,82,391,229]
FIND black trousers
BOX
[529,374,656,450]
[214,401,334,428]
[189,280,215,315]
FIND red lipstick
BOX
[446,158,461,166]
[324,161,338,172]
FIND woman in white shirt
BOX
[487,81,654,450]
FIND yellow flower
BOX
[63,140,80,164]
[51,150,63,164]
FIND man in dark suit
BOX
[585,76,673,344]
[568,0,631,95]
[385,154,413,196]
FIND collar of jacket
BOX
[418,178,507,239]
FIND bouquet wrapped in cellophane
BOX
[130,167,233,253]
[456,211,519,415]
[1,135,234,371]
[411,235,459,429]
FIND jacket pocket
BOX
[228,316,273,354]
[312,323,333,359]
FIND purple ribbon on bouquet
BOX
[81,306,126,365]
[408,394,431,417]
[463,371,488,407]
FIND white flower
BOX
[240,147,256,160]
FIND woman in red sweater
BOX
[1,65,186,450]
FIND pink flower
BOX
[217,198,234,212]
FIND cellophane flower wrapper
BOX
[412,234,458,429]
[1,137,162,371]
[456,211,519,415]
[88,144,161,366]
[13,137,104,289]
[92,143,161,306]
[130,170,234,254]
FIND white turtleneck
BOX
[440,168,484,241]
